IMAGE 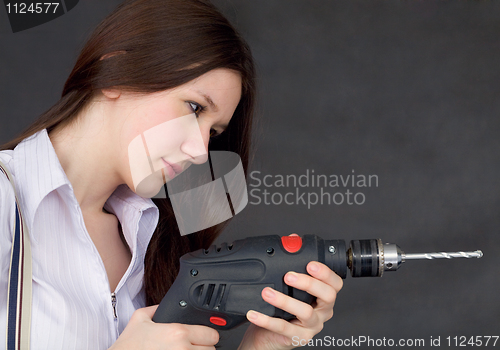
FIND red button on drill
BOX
[210,316,227,326]
[281,233,302,253]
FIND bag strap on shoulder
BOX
[0,160,32,350]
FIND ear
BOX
[99,51,127,99]
[101,88,121,99]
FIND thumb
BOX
[139,304,160,320]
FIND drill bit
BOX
[404,250,483,261]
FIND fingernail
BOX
[286,272,297,283]
[248,310,258,321]
[264,288,275,298]
[309,262,319,272]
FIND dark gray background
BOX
[1,1,499,349]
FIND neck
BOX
[48,100,125,216]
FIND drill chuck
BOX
[344,239,404,277]
[325,238,483,278]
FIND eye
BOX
[188,101,205,116]
[189,101,220,138]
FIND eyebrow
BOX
[196,90,219,113]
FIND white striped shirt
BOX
[0,129,160,349]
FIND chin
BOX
[134,170,165,198]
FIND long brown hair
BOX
[1,0,256,306]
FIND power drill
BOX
[152,233,482,329]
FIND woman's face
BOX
[109,68,242,197]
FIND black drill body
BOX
[152,234,382,329]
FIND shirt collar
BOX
[13,129,73,232]
[103,184,159,263]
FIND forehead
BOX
[185,69,241,98]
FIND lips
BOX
[161,158,183,178]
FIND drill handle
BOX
[151,252,282,329]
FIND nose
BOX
[180,126,210,164]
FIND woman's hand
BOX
[109,305,220,350]
[237,261,343,350]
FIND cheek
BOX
[136,103,184,133]
[124,112,202,191]
[120,102,187,186]
[144,113,202,163]
[121,102,185,152]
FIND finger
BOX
[245,310,301,344]
[306,261,343,293]
[137,306,219,345]
[138,304,160,320]
[260,287,319,328]
[130,305,159,323]
[184,325,220,346]
[284,270,337,309]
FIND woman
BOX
[0,0,343,349]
